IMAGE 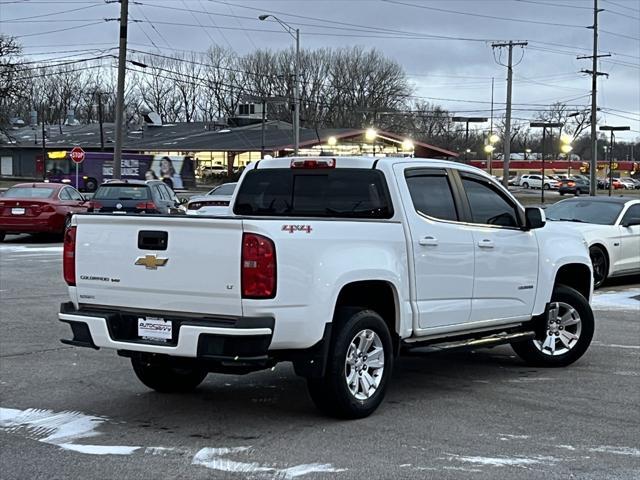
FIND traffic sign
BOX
[70,146,85,164]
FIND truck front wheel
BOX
[511,285,594,367]
[131,356,207,393]
[307,308,393,419]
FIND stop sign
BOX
[70,146,85,164]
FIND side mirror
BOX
[524,207,546,230]
[622,217,640,228]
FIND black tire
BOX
[131,356,207,393]
[0,231,5,242]
[522,182,529,189]
[511,285,594,367]
[543,183,551,190]
[85,178,98,193]
[589,245,608,289]
[559,191,565,196]
[307,308,393,419]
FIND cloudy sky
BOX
[2,0,639,140]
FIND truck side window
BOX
[461,177,519,228]
[405,173,458,221]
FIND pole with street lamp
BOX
[452,116,487,163]
[258,15,300,156]
[600,125,631,196]
[531,121,562,204]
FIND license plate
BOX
[137,317,172,341]
[11,208,25,215]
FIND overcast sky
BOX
[2,0,639,140]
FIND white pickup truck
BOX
[59,157,594,418]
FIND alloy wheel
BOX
[344,329,385,400]
[533,302,582,356]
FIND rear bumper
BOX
[0,214,61,233]
[58,302,274,360]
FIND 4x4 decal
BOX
[282,225,313,234]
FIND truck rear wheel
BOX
[307,308,393,419]
[511,285,594,367]
[131,356,207,393]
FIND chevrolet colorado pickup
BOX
[59,157,594,418]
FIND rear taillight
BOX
[188,202,202,210]
[568,182,575,187]
[63,226,77,286]
[241,233,276,299]
[136,202,157,212]
[88,201,102,211]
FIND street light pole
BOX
[531,121,562,204]
[600,125,631,196]
[258,15,300,155]
[452,116,487,163]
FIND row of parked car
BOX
[515,174,640,192]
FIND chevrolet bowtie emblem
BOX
[135,254,168,270]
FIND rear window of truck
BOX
[234,169,393,218]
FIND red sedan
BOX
[0,183,88,241]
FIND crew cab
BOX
[59,157,594,418]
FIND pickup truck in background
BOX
[59,157,594,418]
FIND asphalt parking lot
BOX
[1,234,639,480]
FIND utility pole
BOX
[492,41,528,188]
[97,91,105,151]
[294,28,300,156]
[600,125,630,196]
[578,0,609,195]
[113,0,129,179]
[41,108,46,181]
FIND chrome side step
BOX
[402,331,535,354]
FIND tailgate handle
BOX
[138,230,168,251]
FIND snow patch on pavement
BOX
[192,446,346,478]
[0,407,140,455]
[591,288,640,311]
[446,453,558,467]
[588,446,640,457]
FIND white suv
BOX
[519,174,556,190]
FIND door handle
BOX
[419,236,439,246]
[478,239,494,248]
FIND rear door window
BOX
[234,169,393,218]
[405,171,458,221]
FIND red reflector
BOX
[290,158,336,169]
[89,201,102,211]
[241,233,276,299]
[63,226,77,286]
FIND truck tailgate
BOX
[74,214,243,316]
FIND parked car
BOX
[186,182,237,215]
[519,174,557,190]
[603,178,625,190]
[558,177,590,196]
[88,180,185,215]
[545,197,640,288]
[60,156,594,418]
[619,177,640,190]
[0,183,88,241]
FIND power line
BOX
[384,0,588,28]
[13,20,110,38]
[3,2,104,21]
[604,0,640,14]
